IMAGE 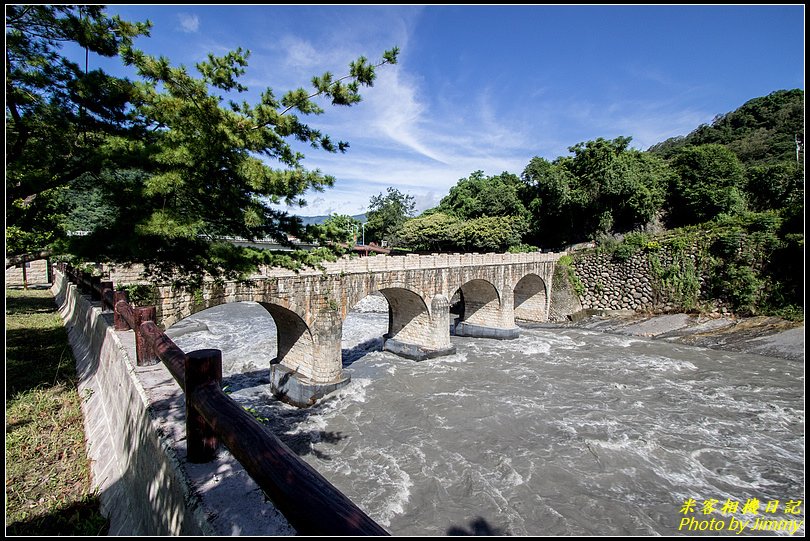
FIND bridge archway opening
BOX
[378,287,431,344]
[514,274,548,323]
[451,279,501,328]
[341,292,389,366]
[343,287,453,362]
[258,302,316,380]
[164,301,280,389]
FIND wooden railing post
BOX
[113,292,129,330]
[134,306,157,366]
[100,281,114,311]
[185,349,222,463]
[90,275,102,301]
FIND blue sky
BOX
[97,4,804,217]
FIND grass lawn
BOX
[5,287,108,535]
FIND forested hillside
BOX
[397,89,804,318]
[648,89,804,166]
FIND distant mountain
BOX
[648,89,804,166]
[296,213,367,226]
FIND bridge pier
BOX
[269,364,350,408]
[382,293,456,361]
[454,321,519,339]
[267,307,351,408]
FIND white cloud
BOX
[178,13,200,33]
[249,8,719,218]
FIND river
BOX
[166,301,805,536]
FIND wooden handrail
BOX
[63,268,389,536]
[189,380,389,536]
[140,321,186,387]
[135,317,388,536]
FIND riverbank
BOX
[533,310,804,362]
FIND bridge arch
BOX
[342,284,454,361]
[377,287,431,345]
[513,273,549,323]
[258,302,316,380]
[452,279,501,328]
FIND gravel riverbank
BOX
[533,311,804,362]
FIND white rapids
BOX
[166,301,805,536]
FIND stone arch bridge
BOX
[154,252,561,407]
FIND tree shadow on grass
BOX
[5,292,58,314]
[5,494,109,536]
[6,326,77,396]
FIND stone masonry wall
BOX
[562,246,708,314]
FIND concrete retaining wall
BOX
[52,271,294,536]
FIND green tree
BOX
[398,212,462,252]
[519,157,581,247]
[364,187,415,245]
[565,137,668,235]
[436,170,529,221]
[6,5,399,284]
[744,161,804,214]
[313,213,362,244]
[456,216,528,252]
[520,137,670,248]
[5,5,150,266]
[668,144,746,226]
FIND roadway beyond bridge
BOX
[154,252,561,407]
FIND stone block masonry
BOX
[561,246,718,315]
[5,258,50,286]
[151,252,561,407]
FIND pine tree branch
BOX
[250,57,394,131]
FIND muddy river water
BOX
[166,301,805,536]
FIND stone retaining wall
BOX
[556,246,714,316]
[52,271,294,535]
[6,259,49,286]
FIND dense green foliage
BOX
[6,5,149,261]
[520,137,671,246]
[597,211,803,318]
[648,89,804,166]
[392,88,802,318]
[667,144,746,226]
[364,187,416,245]
[304,213,363,246]
[399,212,527,253]
[398,171,529,252]
[435,170,529,221]
[6,5,398,285]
